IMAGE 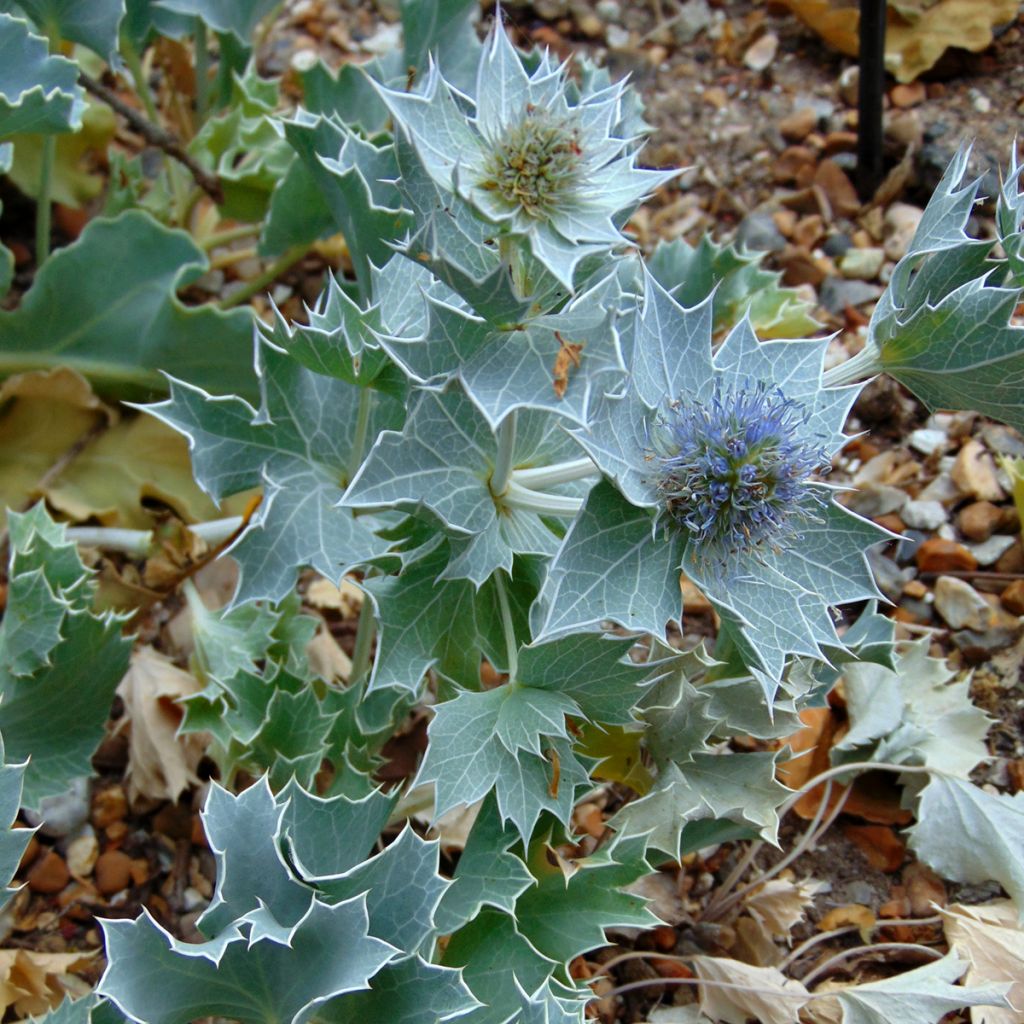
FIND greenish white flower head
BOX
[373,18,676,286]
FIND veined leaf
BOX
[0,12,83,138]
[909,776,1024,920]
[0,211,256,400]
[6,0,123,62]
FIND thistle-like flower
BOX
[372,17,676,286]
[648,381,830,558]
[539,273,889,694]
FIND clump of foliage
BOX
[1,2,1024,1022]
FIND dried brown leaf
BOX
[689,955,810,1024]
[0,950,92,1018]
[115,646,206,803]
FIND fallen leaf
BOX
[941,901,1024,1024]
[689,955,810,1024]
[305,575,364,615]
[744,877,827,939]
[305,626,352,683]
[819,904,877,942]
[780,0,1019,82]
[551,332,583,399]
[0,949,92,1018]
[115,647,207,803]
[842,823,907,872]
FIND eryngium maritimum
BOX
[372,18,677,286]
[650,382,830,557]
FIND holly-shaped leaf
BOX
[8,0,123,61]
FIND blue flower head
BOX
[649,380,830,558]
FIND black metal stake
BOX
[857,0,887,201]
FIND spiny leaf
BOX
[8,0,123,61]
[0,12,83,138]
[0,211,256,399]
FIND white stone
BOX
[934,576,991,631]
[966,534,1015,567]
[908,428,948,456]
[900,499,947,530]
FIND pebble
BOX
[957,501,1003,542]
[951,624,1022,660]
[900,500,947,530]
[837,66,859,107]
[819,277,882,315]
[952,440,1005,502]
[92,785,128,830]
[814,159,861,218]
[917,473,960,505]
[65,833,99,878]
[933,576,992,631]
[605,24,630,49]
[94,850,134,896]
[743,32,778,72]
[779,107,817,142]
[595,0,621,19]
[981,424,1024,459]
[966,534,1016,567]
[891,82,926,108]
[736,211,787,253]
[845,484,907,518]
[1001,580,1024,616]
[672,0,714,43]
[915,538,978,573]
[908,429,948,457]
[23,778,90,838]
[839,246,885,280]
[885,109,923,149]
[996,540,1024,573]
[883,203,925,262]
[868,549,915,602]
[27,849,70,894]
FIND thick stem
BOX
[218,244,308,309]
[510,456,597,491]
[35,135,56,263]
[347,388,375,484]
[349,596,376,685]
[65,515,244,555]
[194,19,209,120]
[494,571,519,679]
[822,342,881,388]
[201,223,261,251]
[502,480,583,517]
[489,412,518,498]
[802,942,942,989]
[856,0,887,201]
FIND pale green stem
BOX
[502,480,583,517]
[494,571,518,679]
[778,915,943,973]
[347,387,375,484]
[349,596,376,686]
[218,244,308,309]
[65,515,243,555]
[822,343,881,388]
[489,412,518,498]
[194,19,209,120]
[200,223,261,251]
[35,135,55,263]
[801,942,943,989]
[510,456,597,490]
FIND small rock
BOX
[736,211,787,253]
[957,501,1003,542]
[792,214,825,248]
[971,92,992,114]
[183,887,209,913]
[671,0,713,42]
[743,32,778,72]
[934,576,991,630]
[839,246,885,280]
[605,24,630,48]
[845,484,907,518]
[595,0,621,19]
[885,109,923,149]
[575,13,604,37]
[94,850,134,896]
[890,82,926,108]
[1001,579,1024,616]
[996,540,1024,573]
[980,423,1024,458]
[915,538,978,573]
[28,850,70,894]
[952,440,1005,501]
[908,428,948,456]
[773,146,817,186]
[779,107,817,142]
[917,473,960,505]
[951,624,1023,660]
[92,785,128,830]
[868,549,915,602]
[814,159,861,218]
[966,534,1015,567]
[819,277,881,314]
[882,203,924,262]
[23,778,91,838]
[822,233,852,257]
[65,833,98,878]
[837,66,859,106]
[900,500,947,530]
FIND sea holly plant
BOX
[2,7,1024,1024]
